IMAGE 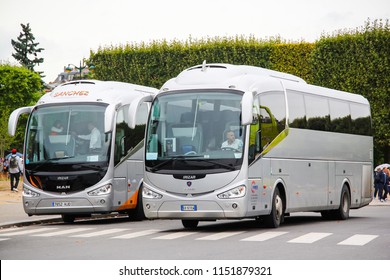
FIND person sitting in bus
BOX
[50,120,64,135]
[74,122,102,151]
[221,130,243,151]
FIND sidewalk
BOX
[0,190,388,228]
[0,191,62,228]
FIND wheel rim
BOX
[275,194,283,222]
[342,192,349,213]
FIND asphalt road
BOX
[1,204,389,260]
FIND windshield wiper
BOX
[28,156,75,173]
[190,158,236,171]
[149,155,203,172]
[149,155,236,172]
[71,163,104,171]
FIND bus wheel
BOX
[61,214,76,223]
[264,188,283,228]
[127,186,146,221]
[321,185,350,220]
[335,185,350,220]
[182,219,199,229]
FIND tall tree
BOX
[11,23,45,77]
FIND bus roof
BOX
[160,63,368,105]
[161,63,306,91]
[38,80,158,106]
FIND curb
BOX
[0,213,130,229]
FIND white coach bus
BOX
[131,62,373,228]
[9,80,158,222]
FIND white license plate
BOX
[52,201,72,207]
[181,205,197,211]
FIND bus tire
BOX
[334,185,350,220]
[182,219,199,229]
[321,185,350,220]
[264,188,283,228]
[61,214,76,223]
[127,186,146,221]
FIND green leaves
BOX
[11,23,44,74]
[0,65,43,152]
[90,36,274,88]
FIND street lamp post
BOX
[65,60,95,79]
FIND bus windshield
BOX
[145,90,245,173]
[25,103,111,171]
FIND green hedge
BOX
[91,36,279,88]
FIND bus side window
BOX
[249,100,261,164]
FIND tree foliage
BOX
[11,23,45,78]
[0,65,43,152]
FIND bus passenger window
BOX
[249,99,261,164]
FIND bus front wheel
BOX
[182,219,199,229]
[61,214,76,223]
[127,186,146,221]
[264,188,284,228]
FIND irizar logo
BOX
[183,175,196,180]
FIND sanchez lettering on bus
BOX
[51,90,90,97]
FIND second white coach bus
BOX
[9,80,158,222]
[131,62,373,228]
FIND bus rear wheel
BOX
[264,188,284,228]
[336,185,351,220]
[321,185,350,220]
[182,219,199,229]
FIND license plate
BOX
[52,201,72,207]
[181,205,197,211]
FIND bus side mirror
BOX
[8,107,32,136]
[104,103,117,133]
[241,91,254,125]
[128,95,153,129]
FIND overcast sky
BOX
[1,0,389,83]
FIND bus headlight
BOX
[88,184,112,196]
[143,187,163,199]
[217,185,246,199]
[23,187,40,197]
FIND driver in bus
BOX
[73,121,102,152]
[221,130,243,151]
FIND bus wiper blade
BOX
[191,158,236,171]
[29,156,75,173]
[150,155,201,172]
[71,163,103,171]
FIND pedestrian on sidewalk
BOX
[7,149,23,192]
[382,167,390,202]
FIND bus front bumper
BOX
[144,199,247,220]
[22,196,113,215]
